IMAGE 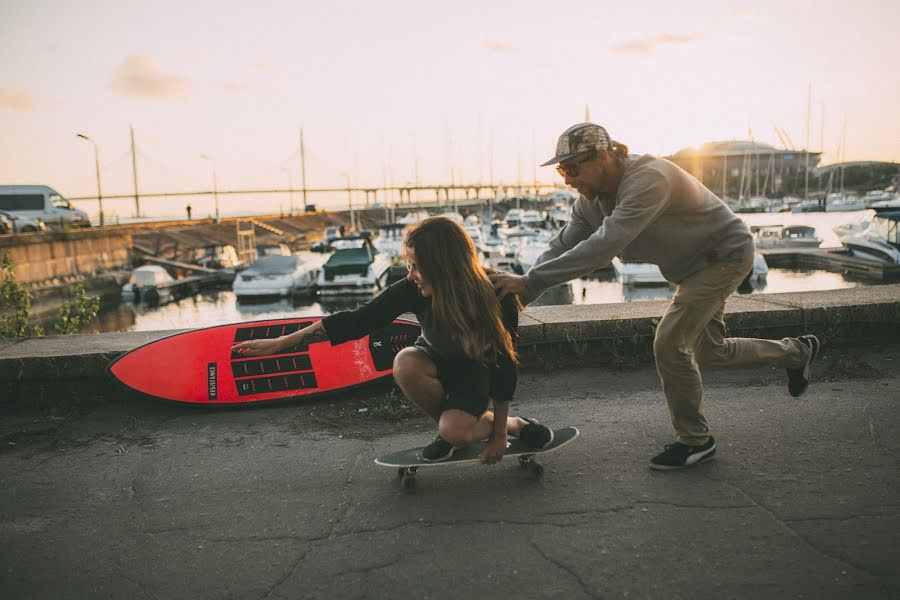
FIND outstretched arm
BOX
[232,320,328,357]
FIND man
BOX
[492,122,819,470]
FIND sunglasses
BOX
[556,151,596,178]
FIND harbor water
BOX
[97,207,878,334]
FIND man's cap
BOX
[541,123,611,166]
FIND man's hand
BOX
[489,272,526,300]
[479,433,508,465]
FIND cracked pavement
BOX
[1,344,898,599]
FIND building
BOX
[666,141,822,201]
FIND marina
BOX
[3,187,898,335]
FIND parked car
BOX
[0,209,46,233]
[232,255,318,298]
[0,185,90,229]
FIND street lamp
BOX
[200,154,220,222]
[76,133,104,226]
[281,167,294,215]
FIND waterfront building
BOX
[666,141,822,205]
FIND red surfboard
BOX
[107,317,421,405]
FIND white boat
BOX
[825,193,867,212]
[232,255,318,298]
[833,219,872,239]
[752,225,822,249]
[439,211,464,224]
[862,190,898,207]
[316,235,392,295]
[749,253,769,280]
[611,258,668,285]
[397,210,430,225]
[505,208,524,227]
[122,265,176,303]
[840,234,900,264]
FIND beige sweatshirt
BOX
[523,154,754,305]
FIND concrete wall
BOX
[0,229,132,284]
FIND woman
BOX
[232,216,553,464]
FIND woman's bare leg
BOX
[392,347,445,422]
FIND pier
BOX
[760,247,900,281]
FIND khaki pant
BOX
[653,256,811,445]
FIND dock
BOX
[760,247,900,280]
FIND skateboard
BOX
[375,426,579,491]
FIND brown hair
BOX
[610,140,629,160]
[403,216,518,364]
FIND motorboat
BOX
[824,194,867,212]
[505,208,524,227]
[122,265,176,304]
[749,253,769,280]
[611,258,668,285]
[193,244,242,269]
[477,225,514,271]
[256,243,292,257]
[839,234,900,264]
[311,225,343,252]
[232,255,318,298]
[833,219,872,239]
[316,235,392,295]
[504,225,551,273]
[862,190,898,207]
[752,225,822,249]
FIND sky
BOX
[1,0,898,217]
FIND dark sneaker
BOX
[649,436,716,471]
[787,334,820,397]
[422,435,456,462]
[518,418,554,450]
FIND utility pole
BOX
[200,154,219,222]
[76,133,104,226]
[804,83,811,201]
[299,129,308,211]
[130,125,141,217]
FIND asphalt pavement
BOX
[1,344,898,599]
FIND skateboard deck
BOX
[107,317,420,405]
[376,427,579,490]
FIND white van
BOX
[0,185,91,228]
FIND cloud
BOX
[0,87,35,110]
[217,80,272,95]
[611,32,707,55]
[110,55,190,99]
[482,39,519,54]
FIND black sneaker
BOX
[518,418,554,450]
[787,334,820,397]
[422,435,456,462]
[649,436,716,471]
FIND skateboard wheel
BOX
[400,474,417,492]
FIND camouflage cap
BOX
[541,123,611,166]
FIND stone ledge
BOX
[1,285,898,382]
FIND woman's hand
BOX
[232,335,290,357]
[479,433,508,465]
[232,321,326,357]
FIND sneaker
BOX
[787,334,820,397]
[422,435,456,462]
[649,436,716,470]
[518,418,554,450]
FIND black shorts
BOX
[413,338,499,418]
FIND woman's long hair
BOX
[403,216,518,365]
